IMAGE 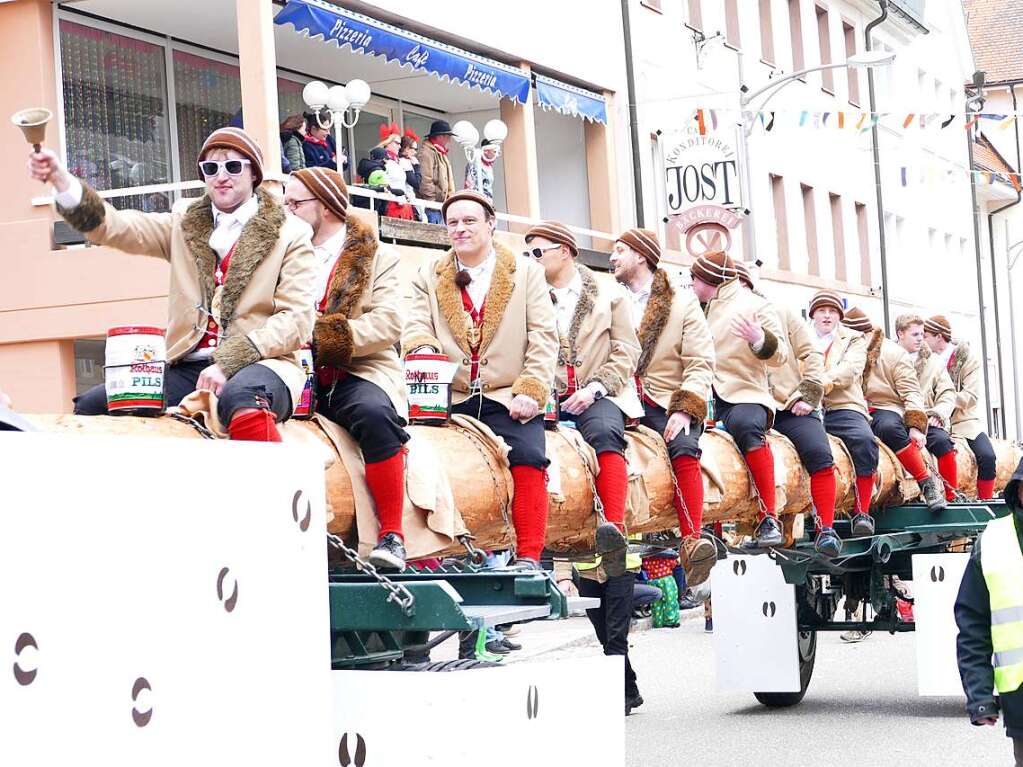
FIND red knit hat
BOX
[525,220,578,257]
[616,228,661,267]
[291,167,349,223]
[691,251,736,286]
[198,127,265,186]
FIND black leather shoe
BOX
[595,522,628,577]
[500,637,522,652]
[814,527,842,558]
[625,693,644,715]
[750,515,784,548]
[368,533,406,570]
[678,590,703,611]
[919,475,947,513]
[507,557,541,571]
[485,640,511,655]
[850,512,875,537]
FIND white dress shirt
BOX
[813,328,835,353]
[550,270,583,337]
[459,248,497,309]
[208,194,259,261]
[53,176,84,210]
[628,273,655,328]
[939,343,957,369]
[312,226,347,307]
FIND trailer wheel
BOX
[753,630,817,707]
[391,658,501,672]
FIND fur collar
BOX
[321,215,377,317]
[862,328,884,384]
[180,188,284,330]
[636,269,674,376]
[948,340,971,382]
[913,339,932,379]
[559,265,598,365]
[433,241,517,355]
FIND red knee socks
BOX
[596,451,628,530]
[670,455,704,537]
[511,465,549,561]
[744,445,777,518]
[937,451,958,500]
[227,409,281,442]
[810,467,837,528]
[855,474,875,516]
[895,444,929,482]
[365,448,407,541]
[977,478,996,500]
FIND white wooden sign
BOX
[912,552,970,696]
[0,433,333,765]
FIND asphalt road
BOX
[619,620,1012,767]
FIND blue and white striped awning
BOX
[534,74,608,125]
[274,0,532,104]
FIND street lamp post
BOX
[737,50,896,269]
[451,119,508,195]
[301,79,372,175]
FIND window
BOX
[725,0,740,48]
[816,5,833,93]
[687,0,703,30]
[802,183,819,274]
[830,193,846,280]
[843,20,859,106]
[944,233,953,261]
[856,202,870,285]
[771,173,790,269]
[760,0,775,64]
[641,0,662,11]
[59,20,172,212]
[73,340,105,396]
[789,0,805,72]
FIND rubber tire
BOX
[390,658,501,672]
[753,630,817,708]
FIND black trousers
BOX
[451,394,548,468]
[968,432,997,481]
[824,409,879,477]
[74,359,292,424]
[926,424,955,458]
[559,396,626,455]
[316,374,409,464]
[714,397,770,453]
[640,400,704,460]
[870,408,912,453]
[773,409,834,474]
[575,571,639,699]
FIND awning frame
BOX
[534,73,608,125]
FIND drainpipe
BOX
[985,84,1022,438]
[621,0,645,227]
[865,1,890,334]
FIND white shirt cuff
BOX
[751,336,765,354]
[587,381,608,398]
[54,177,83,209]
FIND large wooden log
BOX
[26,414,1022,555]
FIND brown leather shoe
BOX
[680,536,717,587]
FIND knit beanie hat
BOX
[616,228,661,267]
[809,289,845,319]
[924,315,953,341]
[691,250,736,287]
[441,189,495,220]
[198,126,265,186]
[525,220,578,257]
[291,167,350,223]
[842,307,874,333]
[733,261,754,290]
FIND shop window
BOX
[58,20,172,212]
[73,340,105,396]
[350,109,393,183]
[173,50,242,183]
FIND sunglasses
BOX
[523,245,562,260]
[199,159,252,178]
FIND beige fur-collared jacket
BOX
[945,340,984,440]
[767,305,825,411]
[863,331,928,432]
[819,323,869,416]
[913,342,957,430]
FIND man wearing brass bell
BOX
[27,127,316,443]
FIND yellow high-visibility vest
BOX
[980,513,1023,695]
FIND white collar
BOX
[939,343,957,366]
[314,226,347,258]
[631,272,654,298]
[458,248,496,275]
[552,269,582,297]
[212,194,259,228]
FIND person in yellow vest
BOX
[955,459,1023,763]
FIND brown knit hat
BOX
[691,250,736,287]
[291,167,349,222]
[441,189,495,220]
[924,314,953,341]
[616,228,661,267]
[842,306,874,333]
[525,220,577,257]
[809,289,845,319]
[198,126,265,186]
[733,261,754,290]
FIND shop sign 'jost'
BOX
[661,126,743,215]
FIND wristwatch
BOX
[592,389,604,401]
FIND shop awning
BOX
[534,74,608,125]
[274,0,531,104]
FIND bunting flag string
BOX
[684,108,1023,132]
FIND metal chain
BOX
[457,533,487,566]
[326,533,416,617]
[168,412,216,440]
[561,428,609,526]
[653,437,696,532]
